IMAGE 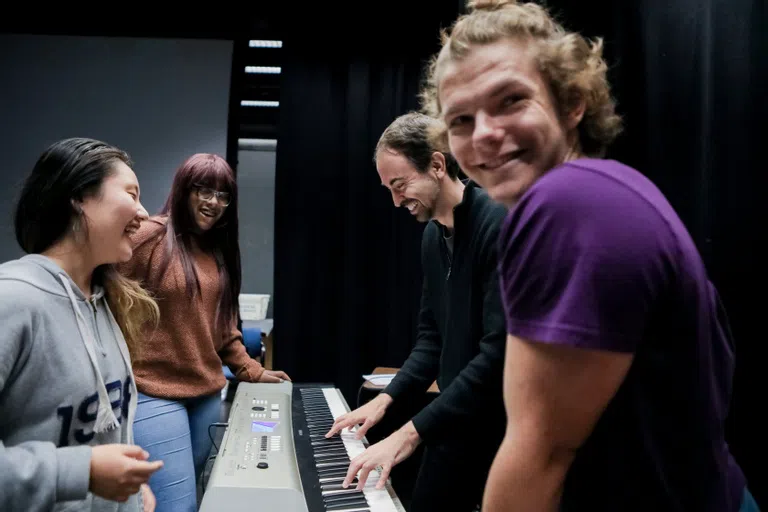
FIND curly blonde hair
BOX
[421,0,623,157]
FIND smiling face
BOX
[439,38,581,207]
[79,160,148,264]
[188,184,229,232]
[376,149,441,222]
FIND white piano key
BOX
[321,388,406,512]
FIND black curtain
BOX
[273,4,462,404]
[274,0,767,502]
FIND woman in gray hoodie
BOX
[0,138,164,511]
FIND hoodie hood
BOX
[0,254,105,301]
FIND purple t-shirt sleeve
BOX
[498,165,672,353]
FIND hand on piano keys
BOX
[301,388,408,511]
[325,393,393,440]
[341,421,422,491]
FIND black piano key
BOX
[319,476,356,484]
[325,500,370,511]
[317,462,350,469]
[313,445,346,452]
[321,483,365,492]
[314,452,349,460]
[322,489,366,500]
[317,467,351,477]
[315,456,351,465]
[313,443,346,452]
[308,424,335,431]
[312,443,347,451]
[318,471,351,480]
[320,476,358,484]
[314,450,350,457]
[311,434,339,440]
[312,437,344,445]
[314,450,349,458]
[304,407,331,413]
[323,495,368,509]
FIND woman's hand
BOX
[89,444,163,503]
[258,369,292,383]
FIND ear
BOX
[70,198,83,215]
[431,151,447,179]
[564,90,586,131]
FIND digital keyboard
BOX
[200,381,406,512]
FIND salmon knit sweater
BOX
[120,216,264,399]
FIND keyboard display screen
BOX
[251,421,279,433]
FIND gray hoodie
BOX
[0,254,143,512]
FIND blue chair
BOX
[223,321,265,381]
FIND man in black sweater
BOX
[326,112,508,511]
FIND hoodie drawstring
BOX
[103,299,139,444]
[59,274,120,434]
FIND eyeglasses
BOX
[194,185,231,206]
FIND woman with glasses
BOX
[119,153,290,512]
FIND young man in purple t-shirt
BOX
[421,1,757,511]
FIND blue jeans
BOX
[741,488,761,512]
[133,392,222,512]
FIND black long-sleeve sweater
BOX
[383,180,508,447]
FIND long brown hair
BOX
[138,154,241,334]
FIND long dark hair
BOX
[141,153,241,334]
[14,137,159,356]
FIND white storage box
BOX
[239,294,270,320]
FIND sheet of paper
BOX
[362,374,397,386]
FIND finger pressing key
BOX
[356,461,375,490]
[326,416,350,438]
[342,455,362,488]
